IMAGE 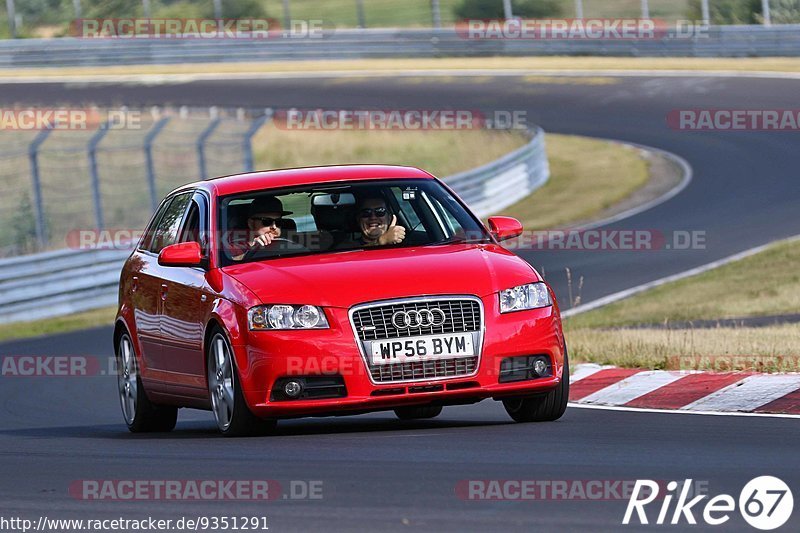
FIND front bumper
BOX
[232,295,564,418]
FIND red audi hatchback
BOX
[115,165,568,436]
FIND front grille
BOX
[371,356,479,383]
[352,299,481,341]
[350,297,483,384]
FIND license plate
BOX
[370,333,474,365]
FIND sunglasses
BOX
[250,216,282,227]
[359,207,388,219]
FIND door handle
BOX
[160,283,169,301]
[131,276,139,293]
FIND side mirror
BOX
[158,241,204,268]
[487,216,523,242]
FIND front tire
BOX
[207,328,276,437]
[502,353,569,423]
[117,333,177,433]
[394,405,443,420]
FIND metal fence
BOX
[3,24,800,67]
[2,0,796,38]
[0,107,271,257]
[0,127,549,324]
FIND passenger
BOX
[228,196,292,260]
[356,196,406,246]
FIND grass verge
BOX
[496,134,649,230]
[565,238,800,369]
[567,238,800,329]
[568,325,800,370]
[251,123,526,177]
[3,57,800,79]
[0,306,117,343]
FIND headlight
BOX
[499,282,552,313]
[248,304,330,330]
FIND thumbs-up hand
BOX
[378,215,406,245]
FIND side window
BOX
[178,195,209,256]
[149,193,191,254]
[139,198,173,251]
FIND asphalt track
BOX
[1,74,799,531]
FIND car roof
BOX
[173,165,437,198]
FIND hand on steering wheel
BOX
[242,238,309,261]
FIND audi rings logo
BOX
[392,308,447,329]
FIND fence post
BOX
[242,111,272,172]
[88,122,111,231]
[761,0,771,26]
[197,117,222,179]
[356,0,366,28]
[282,0,291,29]
[143,116,170,211]
[574,0,584,19]
[641,0,650,19]
[502,0,513,20]
[5,0,16,38]
[430,0,441,28]
[701,0,710,25]
[27,128,52,248]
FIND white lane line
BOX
[568,403,800,419]
[562,234,800,318]
[681,374,800,412]
[570,363,615,383]
[577,370,684,406]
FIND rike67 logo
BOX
[624,476,793,530]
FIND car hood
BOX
[222,243,540,308]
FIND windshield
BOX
[218,179,489,266]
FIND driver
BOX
[356,196,406,246]
[228,196,292,260]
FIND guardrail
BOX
[0,247,128,323]
[1,25,800,67]
[0,128,549,325]
[448,126,548,218]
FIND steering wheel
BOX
[242,238,310,261]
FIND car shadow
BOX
[0,415,512,440]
